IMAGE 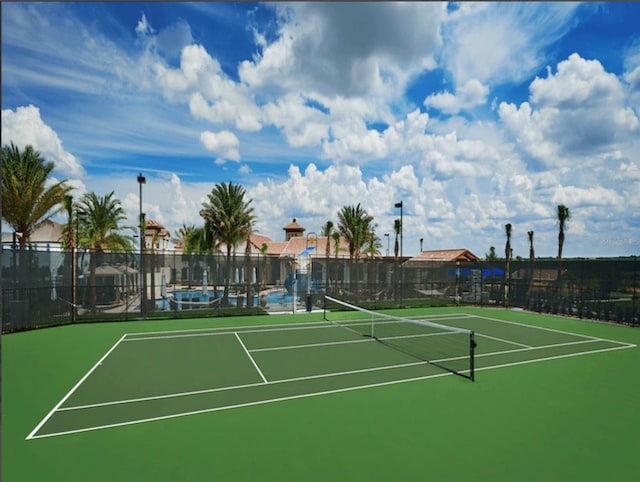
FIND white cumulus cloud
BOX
[500,53,640,166]
[424,79,489,114]
[1,104,85,178]
[199,130,240,162]
[240,2,444,98]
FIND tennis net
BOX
[323,296,476,381]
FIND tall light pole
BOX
[137,173,146,318]
[72,204,77,323]
[306,232,316,312]
[394,201,403,307]
[384,233,390,257]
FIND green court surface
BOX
[3,307,640,481]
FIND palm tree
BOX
[337,204,374,296]
[337,203,374,261]
[200,181,255,305]
[485,246,498,262]
[557,205,571,261]
[526,230,535,308]
[60,195,77,313]
[1,142,73,249]
[555,204,571,306]
[175,224,213,254]
[76,191,134,311]
[244,234,254,308]
[362,227,382,258]
[393,219,401,258]
[61,195,76,249]
[321,221,334,259]
[77,192,133,252]
[504,223,512,306]
[321,220,334,290]
[260,242,269,291]
[331,231,341,293]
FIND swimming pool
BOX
[152,289,298,310]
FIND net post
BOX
[323,295,327,321]
[470,331,476,382]
[370,313,374,339]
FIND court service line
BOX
[235,332,268,383]
[26,334,128,440]
[249,337,374,352]
[247,331,457,353]
[475,332,533,348]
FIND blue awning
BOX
[298,246,316,256]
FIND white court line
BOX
[249,337,374,352]
[235,332,268,383]
[476,332,533,348]
[248,330,457,353]
[26,334,128,440]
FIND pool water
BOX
[152,290,298,310]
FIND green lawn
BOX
[3,307,639,481]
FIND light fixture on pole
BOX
[384,233,389,257]
[137,173,146,318]
[394,201,403,307]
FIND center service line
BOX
[235,332,268,384]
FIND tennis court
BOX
[27,305,634,440]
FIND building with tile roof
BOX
[404,248,481,267]
[144,219,171,251]
[1,219,64,251]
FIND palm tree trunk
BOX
[90,251,97,313]
[149,251,155,312]
[245,239,253,308]
[225,245,232,305]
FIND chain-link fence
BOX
[2,248,638,332]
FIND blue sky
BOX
[2,2,639,258]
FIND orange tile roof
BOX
[409,249,480,262]
[283,218,305,232]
